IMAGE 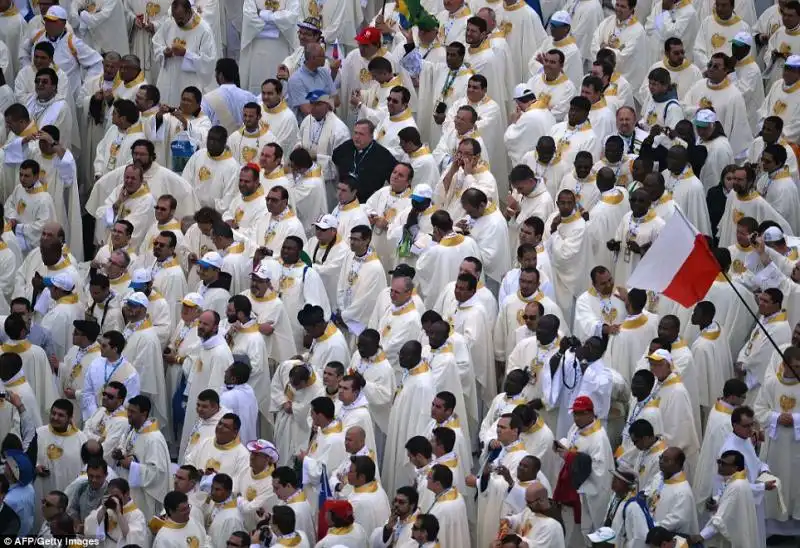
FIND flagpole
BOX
[717,267,800,380]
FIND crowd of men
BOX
[3,0,800,546]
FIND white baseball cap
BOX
[197,251,223,269]
[513,84,534,100]
[181,292,205,308]
[647,348,673,364]
[731,31,753,47]
[44,6,68,20]
[786,54,800,69]
[130,268,152,287]
[44,272,75,292]
[550,10,571,26]
[587,527,616,543]
[764,226,785,243]
[411,183,433,202]
[125,291,149,309]
[251,258,281,281]
[693,109,717,127]
[313,214,339,230]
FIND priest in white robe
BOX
[152,0,216,106]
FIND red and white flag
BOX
[627,208,720,308]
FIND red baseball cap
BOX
[355,26,382,45]
[327,499,354,520]
[571,395,594,413]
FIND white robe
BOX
[683,78,752,158]
[382,362,436,494]
[152,14,217,105]
[702,473,761,548]
[114,420,171,519]
[544,211,592,322]
[692,322,733,409]
[427,489,470,548]
[590,15,647,90]
[611,209,666,287]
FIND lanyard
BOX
[104,357,124,384]
[350,141,375,178]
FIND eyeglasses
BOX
[101,392,116,399]
[717,459,735,466]
[522,315,537,320]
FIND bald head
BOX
[524,481,549,509]
[41,222,65,246]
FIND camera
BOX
[256,516,272,546]
[435,102,448,115]
[104,496,119,510]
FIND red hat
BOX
[326,499,354,520]
[571,395,594,413]
[355,26,382,45]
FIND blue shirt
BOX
[0,323,56,357]
[200,84,258,129]
[6,483,35,535]
[286,65,336,121]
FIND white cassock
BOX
[181,335,234,453]
[544,210,592,322]
[83,500,147,547]
[347,350,395,436]
[644,469,699,535]
[563,420,614,535]
[364,186,411,271]
[0,6,25,82]
[548,121,600,170]
[4,181,58,254]
[615,394,663,464]
[347,481,392,540]
[25,97,77,152]
[20,28,103,99]
[237,466,278,530]
[408,54,472,147]
[497,0,546,80]
[590,15,647,90]
[115,420,171,518]
[331,201,370,247]
[529,34,583,89]
[611,209,666,287]
[663,166,712,235]
[759,79,800,144]
[240,289,297,365]
[302,419,347,505]
[145,111,211,175]
[476,440,530,548]
[718,190,793,248]
[382,361,436,494]
[151,12,215,106]
[586,188,630,272]
[504,507,565,547]
[638,58,703,105]
[653,373,701,469]
[298,112,350,185]
[152,518,207,548]
[527,71,578,124]
[126,0,170,83]
[748,137,799,182]
[71,0,129,55]
[272,366,325,464]
[24,146,83,260]
[35,424,88,499]
[694,13,750,70]
[684,77,752,158]
[758,167,800,234]
[375,299,423,375]
[239,0,299,94]
[559,170,600,212]
[185,437,251,492]
[226,321,271,426]
[733,56,764,134]
[586,98,617,143]
[123,321,169,436]
[201,499,246,548]
[57,343,102,429]
[754,365,800,523]
[3,340,58,420]
[561,0,605,62]
[91,123,146,185]
[94,184,156,248]
[338,47,403,122]
[288,166,328,238]
[573,288,627,343]
[643,0,699,67]
[225,189,267,241]
[701,471,761,548]
[182,406,226,463]
[468,203,511,286]
[737,311,792,403]
[260,100,299,152]
[692,322,733,411]
[181,148,238,210]
[449,295,496,404]
[504,103,556,167]
[427,488,470,547]
[337,250,388,336]
[375,109,418,160]
[253,207,306,259]
[605,312,659,383]
[40,294,82,361]
[495,291,565,364]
